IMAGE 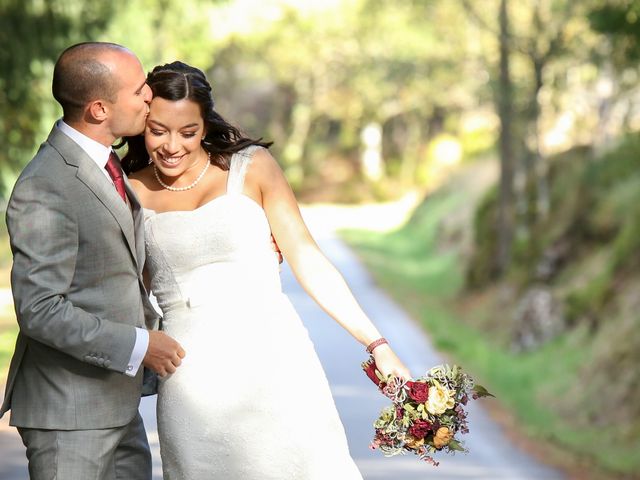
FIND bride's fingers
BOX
[388,369,410,381]
[373,348,411,380]
[378,361,411,381]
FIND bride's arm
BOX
[250,148,411,380]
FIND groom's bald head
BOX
[52,42,131,121]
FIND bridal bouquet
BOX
[362,358,493,466]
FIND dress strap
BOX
[226,145,261,194]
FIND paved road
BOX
[0,206,564,479]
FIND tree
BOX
[0,0,118,195]
[462,0,517,274]
[589,0,640,61]
[208,0,478,193]
[461,0,601,273]
[588,1,640,151]
[496,0,516,274]
[518,0,580,220]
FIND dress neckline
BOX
[143,193,229,215]
[143,147,259,216]
[143,192,263,216]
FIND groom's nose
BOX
[143,84,152,103]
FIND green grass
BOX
[0,231,16,379]
[340,185,639,478]
[0,298,17,381]
[0,325,17,381]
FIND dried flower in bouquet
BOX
[362,357,493,466]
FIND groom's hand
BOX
[143,331,186,377]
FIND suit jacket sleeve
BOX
[7,175,137,373]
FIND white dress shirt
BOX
[57,120,149,377]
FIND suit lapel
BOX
[47,127,139,268]
[124,175,146,273]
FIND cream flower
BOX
[404,435,425,449]
[425,380,455,415]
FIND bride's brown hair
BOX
[121,61,271,174]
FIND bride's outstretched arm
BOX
[248,148,411,380]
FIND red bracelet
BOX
[366,337,388,353]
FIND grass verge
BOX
[340,186,638,479]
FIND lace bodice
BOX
[143,146,281,313]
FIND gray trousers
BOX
[18,412,151,480]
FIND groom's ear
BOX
[87,99,108,122]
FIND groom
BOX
[0,42,185,479]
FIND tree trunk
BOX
[399,115,422,184]
[532,57,550,220]
[593,37,615,158]
[496,0,515,275]
[530,1,549,220]
[282,77,313,186]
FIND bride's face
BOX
[145,97,206,178]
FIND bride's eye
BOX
[182,132,197,138]
[149,129,165,136]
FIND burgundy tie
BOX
[105,151,127,202]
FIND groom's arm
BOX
[7,175,137,373]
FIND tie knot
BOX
[105,151,127,202]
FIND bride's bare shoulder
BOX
[247,146,284,180]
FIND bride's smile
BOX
[145,97,207,181]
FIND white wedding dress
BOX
[143,146,363,479]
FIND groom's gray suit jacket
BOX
[0,125,159,430]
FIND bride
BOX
[123,61,410,479]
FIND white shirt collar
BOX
[57,119,113,173]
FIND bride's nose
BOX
[163,136,180,155]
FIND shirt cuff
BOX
[125,328,149,377]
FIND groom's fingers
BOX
[144,331,185,376]
[172,353,183,367]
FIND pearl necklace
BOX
[153,152,211,192]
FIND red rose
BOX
[408,419,433,440]
[362,358,386,388]
[407,381,429,403]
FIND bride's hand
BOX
[371,344,411,381]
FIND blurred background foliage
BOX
[1,0,640,477]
